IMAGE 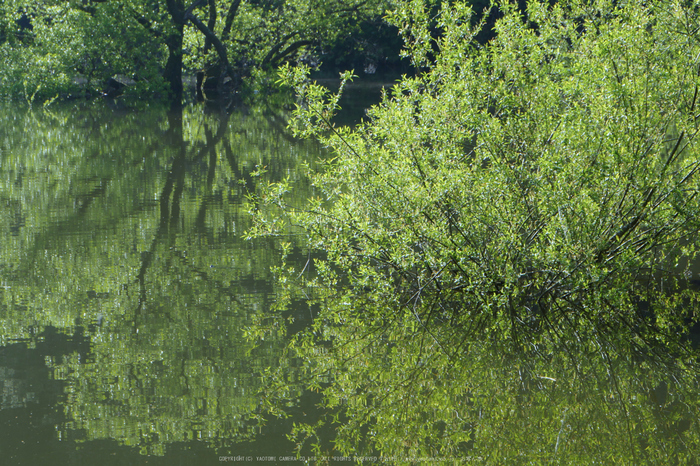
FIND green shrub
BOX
[253,0,700,461]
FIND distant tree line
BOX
[0,0,401,105]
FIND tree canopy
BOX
[250,0,700,461]
[0,0,393,105]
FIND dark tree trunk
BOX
[164,28,184,106]
[203,0,216,53]
[164,0,186,107]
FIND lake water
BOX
[0,98,336,464]
[1,91,700,465]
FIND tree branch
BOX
[186,10,235,79]
[204,0,217,53]
[221,0,242,43]
[166,0,184,23]
[268,40,315,68]
[261,32,300,68]
[132,12,163,38]
[184,0,207,18]
[261,32,315,68]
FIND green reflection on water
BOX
[0,101,319,457]
[280,299,700,464]
[1,97,699,464]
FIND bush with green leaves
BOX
[252,0,700,461]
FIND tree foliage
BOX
[0,0,167,101]
[253,0,700,460]
[0,0,392,104]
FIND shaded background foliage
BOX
[0,0,401,104]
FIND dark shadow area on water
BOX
[0,326,330,465]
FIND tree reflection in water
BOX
[0,101,319,457]
[269,290,700,464]
[0,99,699,463]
